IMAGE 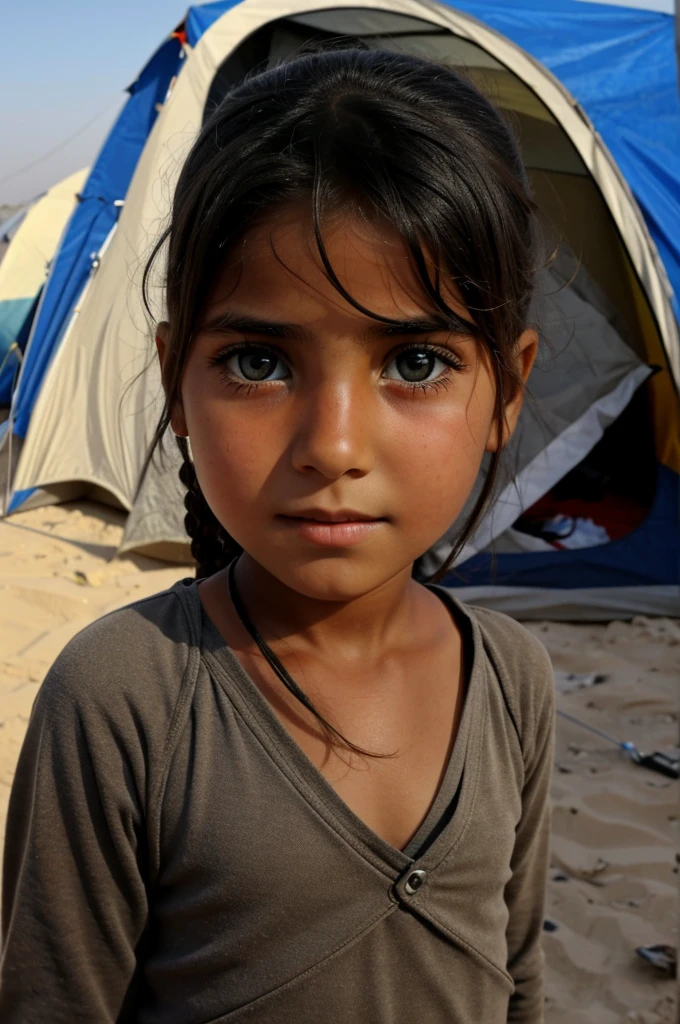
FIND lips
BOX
[278,509,382,524]
[274,510,386,547]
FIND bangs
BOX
[311,201,479,341]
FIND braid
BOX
[176,436,241,578]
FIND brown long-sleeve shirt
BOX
[1,579,554,1023]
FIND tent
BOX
[2,0,678,620]
[0,168,87,402]
[0,206,31,266]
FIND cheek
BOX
[387,395,492,532]
[182,388,283,520]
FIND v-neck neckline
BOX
[177,578,487,877]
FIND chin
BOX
[285,558,377,602]
[266,549,410,603]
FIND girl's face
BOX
[160,201,536,601]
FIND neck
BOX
[232,554,420,660]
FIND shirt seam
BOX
[416,903,515,990]
[206,903,398,1022]
[417,663,487,875]
[148,587,203,883]
[202,647,402,883]
[471,607,550,772]
[476,631,527,792]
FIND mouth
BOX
[275,510,387,547]
[278,509,384,524]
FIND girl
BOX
[1,49,554,1024]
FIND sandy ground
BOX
[0,500,677,1022]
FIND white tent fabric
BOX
[7,0,680,617]
[443,585,678,620]
[0,169,88,315]
[421,265,652,572]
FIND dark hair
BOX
[145,47,537,578]
[143,47,538,757]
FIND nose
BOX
[289,377,375,480]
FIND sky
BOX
[1,1,187,206]
[0,0,675,207]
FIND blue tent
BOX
[4,0,679,618]
[8,35,184,440]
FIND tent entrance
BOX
[500,384,657,555]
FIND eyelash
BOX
[392,342,465,395]
[208,343,284,395]
[208,341,466,395]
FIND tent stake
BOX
[556,710,679,779]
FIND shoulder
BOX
[463,602,554,763]
[35,580,200,732]
[466,604,553,688]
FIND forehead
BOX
[204,200,464,325]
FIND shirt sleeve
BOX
[0,648,150,1023]
[505,651,555,1024]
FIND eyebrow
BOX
[376,316,475,337]
[197,311,475,339]
[198,312,297,338]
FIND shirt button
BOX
[405,869,427,894]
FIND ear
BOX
[156,321,188,438]
[486,328,538,453]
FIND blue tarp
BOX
[445,465,679,591]
[446,0,680,320]
[185,0,241,45]
[10,36,183,440]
